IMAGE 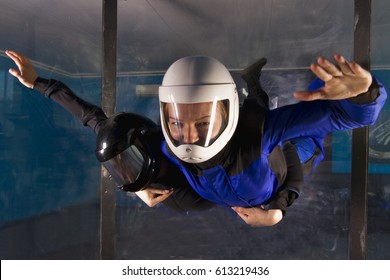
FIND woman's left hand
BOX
[135,188,173,207]
[294,54,372,101]
[6,50,38,89]
[231,206,283,227]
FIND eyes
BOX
[169,120,210,129]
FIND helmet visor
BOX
[162,100,228,147]
[102,144,149,191]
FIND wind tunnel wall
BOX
[0,0,389,259]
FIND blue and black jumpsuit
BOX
[161,77,387,214]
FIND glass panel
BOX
[4,0,386,261]
[116,0,355,259]
[367,0,390,259]
[0,0,102,259]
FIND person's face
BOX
[166,102,224,145]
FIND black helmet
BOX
[95,112,162,192]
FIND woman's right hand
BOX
[5,50,38,88]
[231,206,283,227]
[135,188,174,207]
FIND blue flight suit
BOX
[162,78,387,208]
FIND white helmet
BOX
[159,56,239,163]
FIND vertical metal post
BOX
[349,0,371,260]
[100,0,117,260]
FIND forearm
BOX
[33,77,107,133]
[268,141,303,216]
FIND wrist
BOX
[348,76,380,104]
[31,76,39,89]
[32,77,50,94]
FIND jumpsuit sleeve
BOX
[268,142,303,216]
[268,190,297,216]
[266,78,387,215]
[263,77,387,151]
[33,77,107,133]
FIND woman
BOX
[158,55,387,226]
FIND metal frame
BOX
[98,0,372,260]
[349,0,371,260]
[100,0,117,260]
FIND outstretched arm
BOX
[6,50,107,133]
[6,50,175,208]
[264,57,386,149]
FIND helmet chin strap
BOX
[182,156,203,162]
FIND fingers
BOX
[293,90,325,101]
[5,50,35,86]
[231,206,257,217]
[5,50,23,69]
[5,50,20,59]
[231,206,248,215]
[147,188,173,195]
[333,54,354,75]
[6,50,28,63]
[151,190,173,205]
[5,51,22,77]
[311,55,356,82]
[8,68,21,79]
[149,188,174,202]
[313,54,368,79]
[310,56,343,83]
[310,62,333,82]
[135,188,173,207]
[347,60,371,79]
[231,206,249,220]
[299,54,373,101]
[5,50,17,60]
[232,207,271,227]
[231,206,245,213]
[6,50,33,71]
[318,56,343,77]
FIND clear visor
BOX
[103,145,145,187]
[162,99,229,147]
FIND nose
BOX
[182,124,199,144]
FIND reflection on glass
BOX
[1,0,388,260]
